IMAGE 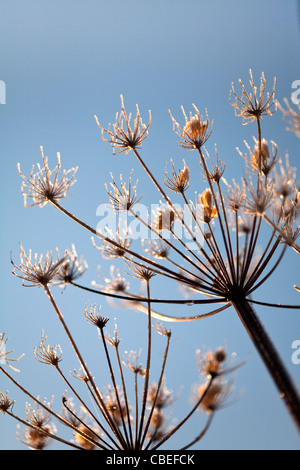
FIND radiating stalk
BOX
[231,291,300,432]
[137,279,152,449]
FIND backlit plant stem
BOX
[137,279,152,449]
[43,285,125,447]
[231,292,300,432]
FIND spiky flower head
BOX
[84,304,109,330]
[230,69,277,124]
[0,333,24,372]
[169,104,213,150]
[237,137,279,176]
[11,243,67,287]
[34,331,63,367]
[278,98,300,138]
[199,189,218,223]
[196,380,231,413]
[0,391,14,413]
[94,95,151,155]
[105,171,142,212]
[18,146,77,208]
[18,398,56,450]
[153,205,176,232]
[56,244,88,289]
[164,159,190,193]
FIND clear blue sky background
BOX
[0,0,299,450]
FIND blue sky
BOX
[0,0,300,450]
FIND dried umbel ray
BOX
[5,70,300,448]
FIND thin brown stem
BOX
[132,148,211,258]
[216,180,236,281]
[240,215,258,285]
[114,344,134,449]
[134,372,139,448]
[70,280,225,305]
[263,213,300,254]
[140,333,171,449]
[99,327,130,449]
[231,291,300,432]
[244,236,282,292]
[247,298,300,309]
[235,211,240,284]
[180,412,214,450]
[61,400,109,450]
[51,200,221,295]
[247,244,286,295]
[151,376,214,450]
[181,192,228,290]
[128,207,212,284]
[43,285,125,446]
[137,279,152,449]
[198,148,236,283]
[256,116,263,179]
[55,365,117,450]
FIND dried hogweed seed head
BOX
[199,189,218,223]
[105,320,122,348]
[241,176,274,215]
[17,425,51,450]
[214,347,227,363]
[142,239,170,260]
[69,367,91,384]
[126,259,156,282]
[25,398,53,428]
[56,244,88,289]
[197,381,224,413]
[94,95,151,154]
[123,350,146,378]
[164,159,190,193]
[92,222,132,259]
[273,154,297,201]
[169,104,213,150]
[17,146,78,208]
[74,423,98,450]
[34,331,63,367]
[154,321,172,339]
[153,205,175,232]
[92,265,130,294]
[225,179,246,212]
[103,386,128,426]
[278,97,300,138]
[281,211,300,249]
[19,398,56,450]
[196,347,229,379]
[200,145,226,183]
[196,349,219,377]
[105,171,142,212]
[183,115,209,144]
[11,243,68,288]
[24,425,53,450]
[229,69,277,124]
[252,138,270,169]
[0,333,24,372]
[150,408,164,428]
[239,137,279,176]
[84,304,109,330]
[147,381,173,409]
[0,391,14,413]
